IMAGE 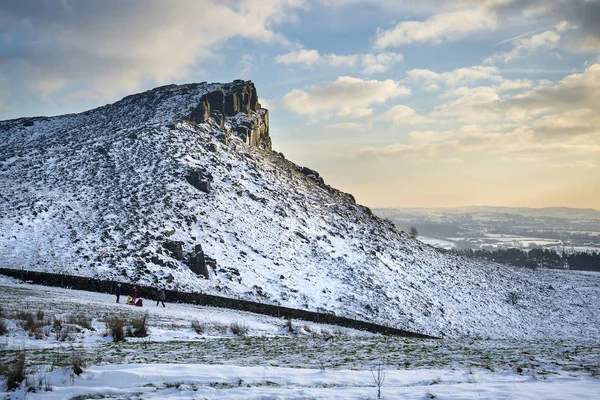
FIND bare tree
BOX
[409,226,419,238]
[371,362,386,399]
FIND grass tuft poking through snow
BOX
[191,319,204,334]
[3,351,26,391]
[130,312,149,338]
[105,315,127,342]
[229,321,249,336]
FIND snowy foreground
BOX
[1,276,599,399]
[18,364,600,400]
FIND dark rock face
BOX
[190,98,210,123]
[162,240,184,261]
[233,109,270,150]
[299,166,324,185]
[187,244,209,279]
[186,168,213,193]
[188,80,271,151]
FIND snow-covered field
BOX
[17,364,600,400]
[1,277,599,399]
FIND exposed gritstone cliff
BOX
[189,80,271,151]
[0,81,598,340]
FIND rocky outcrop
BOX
[188,80,271,151]
[187,244,209,279]
[299,166,324,185]
[186,168,213,193]
[162,240,184,261]
[233,110,270,150]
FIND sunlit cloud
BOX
[377,104,425,126]
[281,76,410,119]
[484,29,562,64]
[374,7,497,49]
[276,50,403,74]
[406,66,501,89]
[0,0,303,109]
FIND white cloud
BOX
[496,79,533,92]
[485,29,562,64]
[324,122,367,131]
[355,124,600,162]
[374,8,498,49]
[532,109,600,136]
[258,98,271,109]
[281,76,410,119]
[545,160,597,170]
[359,53,404,74]
[430,64,600,124]
[0,0,303,111]
[239,54,254,76]
[431,86,514,122]
[275,50,403,74]
[441,158,464,164]
[512,63,600,113]
[377,104,425,125]
[275,49,321,67]
[407,66,501,89]
[357,64,600,163]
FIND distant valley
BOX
[373,206,600,252]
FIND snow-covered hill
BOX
[1,81,598,339]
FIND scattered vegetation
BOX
[216,323,229,335]
[56,325,76,341]
[191,320,205,334]
[409,226,419,238]
[27,373,52,393]
[285,317,294,333]
[2,351,26,391]
[67,313,92,330]
[370,362,386,400]
[506,291,522,306]
[16,311,36,331]
[13,310,48,338]
[229,321,248,336]
[105,315,127,342]
[105,313,148,341]
[130,312,149,338]
[0,318,7,336]
[70,352,86,376]
[454,247,600,271]
[317,359,327,371]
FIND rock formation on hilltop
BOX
[0,80,598,340]
[189,80,271,151]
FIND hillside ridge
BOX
[1,81,599,339]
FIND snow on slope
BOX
[1,82,599,339]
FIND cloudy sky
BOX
[1,0,599,209]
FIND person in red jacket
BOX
[132,286,137,304]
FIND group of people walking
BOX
[114,283,166,307]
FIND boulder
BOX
[186,168,213,193]
[162,240,184,261]
[187,244,209,279]
[299,166,324,184]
